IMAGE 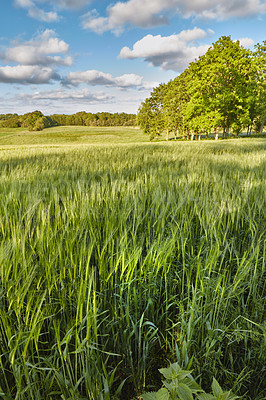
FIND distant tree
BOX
[1,116,21,128]
[20,111,53,131]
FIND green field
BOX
[0,127,265,399]
[0,126,146,146]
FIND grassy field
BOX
[0,127,265,399]
[0,126,146,146]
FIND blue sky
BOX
[0,0,265,115]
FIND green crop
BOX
[0,129,265,399]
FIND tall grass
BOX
[0,135,265,399]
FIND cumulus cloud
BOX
[81,0,266,34]
[81,11,110,34]
[174,0,266,19]
[15,0,93,21]
[52,0,93,8]
[62,69,157,90]
[0,65,60,84]
[119,27,213,71]
[15,0,59,22]
[0,87,147,114]
[17,88,113,103]
[3,30,72,67]
[27,7,59,22]
[237,37,255,47]
[0,30,72,85]
[81,0,173,34]
[63,69,145,88]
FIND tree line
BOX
[0,111,136,131]
[137,36,266,140]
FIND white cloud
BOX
[17,88,113,103]
[28,7,59,22]
[81,11,110,35]
[81,0,173,34]
[3,30,72,67]
[15,0,33,7]
[0,87,115,115]
[237,37,255,47]
[81,0,266,34]
[0,30,73,85]
[15,0,59,22]
[0,65,60,84]
[51,0,93,8]
[14,0,93,22]
[119,28,213,71]
[63,69,154,89]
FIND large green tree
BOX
[184,36,257,137]
[253,40,266,133]
[138,36,264,140]
[137,84,165,140]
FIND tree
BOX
[253,40,266,133]
[138,36,263,140]
[162,77,188,140]
[137,85,165,140]
[185,36,256,137]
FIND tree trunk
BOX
[191,131,194,141]
[174,128,177,140]
[214,126,219,140]
[260,118,265,133]
[166,128,169,141]
[198,134,201,140]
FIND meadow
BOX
[0,126,265,399]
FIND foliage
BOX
[138,36,266,139]
[140,363,239,400]
[50,111,136,127]
[0,111,137,132]
[253,40,266,133]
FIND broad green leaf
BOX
[197,394,215,400]
[212,378,223,397]
[184,377,203,392]
[159,367,174,380]
[217,393,230,400]
[217,391,239,400]
[157,388,170,400]
[159,363,181,379]
[141,392,158,400]
[176,370,193,381]
[176,383,194,400]
[163,380,174,392]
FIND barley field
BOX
[0,127,265,399]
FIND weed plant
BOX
[0,132,265,399]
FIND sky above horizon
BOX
[0,0,265,115]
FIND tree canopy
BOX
[0,111,136,131]
[137,36,266,140]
